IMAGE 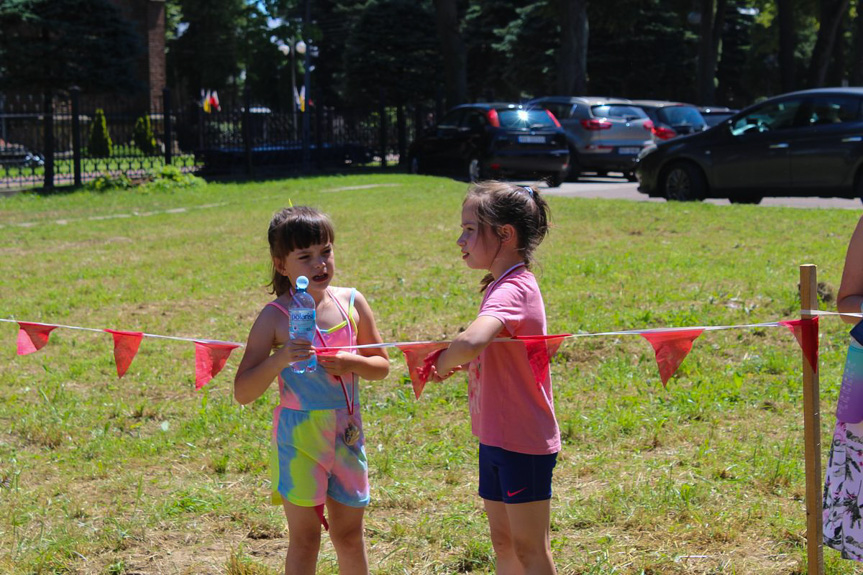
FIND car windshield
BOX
[730,99,803,135]
[591,105,647,120]
[658,106,705,126]
[497,109,555,129]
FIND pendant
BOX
[344,420,360,446]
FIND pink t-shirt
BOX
[468,267,561,455]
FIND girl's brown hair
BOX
[464,181,551,291]
[267,206,335,296]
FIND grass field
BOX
[0,174,860,574]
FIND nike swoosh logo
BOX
[507,487,527,497]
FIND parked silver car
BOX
[526,96,654,181]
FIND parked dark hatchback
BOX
[699,106,739,127]
[637,88,863,203]
[630,100,709,141]
[408,103,569,187]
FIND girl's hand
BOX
[317,350,355,377]
[275,338,316,367]
[430,364,463,382]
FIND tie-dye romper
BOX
[823,338,863,560]
[266,288,369,509]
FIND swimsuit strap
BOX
[266,300,290,317]
[325,288,358,345]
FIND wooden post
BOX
[800,264,824,575]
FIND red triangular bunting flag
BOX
[104,329,144,378]
[315,503,329,531]
[640,329,704,386]
[16,322,57,355]
[194,341,240,389]
[395,342,450,399]
[779,317,819,372]
[515,334,571,387]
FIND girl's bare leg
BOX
[326,497,369,575]
[283,499,323,575]
[484,498,556,575]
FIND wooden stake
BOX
[800,264,824,575]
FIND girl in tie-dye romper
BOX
[823,214,863,562]
[234,206,389,575]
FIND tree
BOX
[852,0,863,84]
[433,0,468,107]
[696,0,727,105]
[166,0,246,101]
[342,0,443,107]
[88,108,113,158]
[807,0,851,86]
[0,0,143,94]
[777,0,798,91]
[558,0,588,95]
[589,0,697,100]
[716,2,756,106]
[132,115,157,155]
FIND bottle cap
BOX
[296,276,309,290]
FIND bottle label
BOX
[290,310,316,338]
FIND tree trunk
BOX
[777,0,797,92]
[807,0,850,87]
[557,0,588,94]
[696,0,727,105]
[432,0,467,107]
[852,0,863,85]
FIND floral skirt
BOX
[824,421,863,560]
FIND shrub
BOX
[88,108,113,157]
[84,174,131,192]
[145,165,205,192]
[132,115,157,155]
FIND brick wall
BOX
[106,0,166,110]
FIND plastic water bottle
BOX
[289,276,317,374]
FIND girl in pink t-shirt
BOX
[434,181,560,575]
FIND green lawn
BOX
[0,174,859,574]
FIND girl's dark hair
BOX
[464,181,551,291]
[267,206,335,296]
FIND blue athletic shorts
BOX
[477,443,558,504]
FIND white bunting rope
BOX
[0,317,804,351]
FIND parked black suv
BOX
[408,103,570,187]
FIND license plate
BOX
[619,147,640,155]
[518,135,546,144]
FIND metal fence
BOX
[0,89,426,191]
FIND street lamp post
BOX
[278,41,301,141]
[300,39,311,173]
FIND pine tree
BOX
[132,115,157,155]
[88,109,113,158]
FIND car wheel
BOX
[468,157,483,182]
[408,156,421,175]
[855,171,863,203]
[662,162,705,202]
[729,193,762,205]
[546,173,563,188]
[567,148,581,181]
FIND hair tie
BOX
[521,186,534,198]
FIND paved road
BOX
[538,175,863,210]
